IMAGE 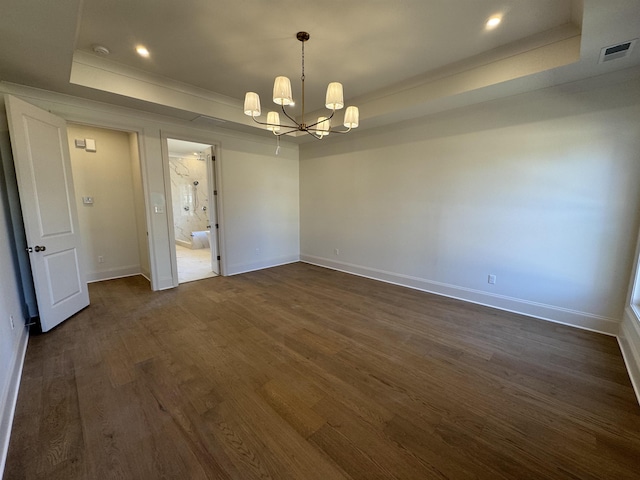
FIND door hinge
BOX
[215,223,219,229]
[217,255,221,261]
[212,156,216,162]
[214,190,218,196]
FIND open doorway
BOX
[167,138,221,283]
[67,123,150,284]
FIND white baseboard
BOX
[226,255,300,276]
[300,255,620,336]
[619,307,640,405]
[86,265,141,283]
[0,325,28,480]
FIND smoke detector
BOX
[598,39,637,63]
[92,44,110,56]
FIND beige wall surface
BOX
[67,124,143,282]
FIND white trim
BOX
[619,307,640,405]
[0,326,28,480]
[86,266,143,283]
[226,256,300,276]
[301,255,620,336]
[0,82,295,151]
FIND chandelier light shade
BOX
[244,92,261,117]
[316,116,330,137]
[266,111,281,132]
[243,31,359,141]
[273,76,293,106]
[343,105,359,128]
[325,82,344,110]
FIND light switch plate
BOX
[82,196,94,204]
[85,138,96,152]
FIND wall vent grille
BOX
[599,39,637,63]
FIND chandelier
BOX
[243,32,359,141]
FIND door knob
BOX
[34,245,46,252]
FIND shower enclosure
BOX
[169,152,209,249]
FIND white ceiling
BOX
[76,0,574,104]
[1,0,639,141]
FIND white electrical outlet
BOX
[488,274,497,285]
[98,255,104,263]
[334,248,340,255]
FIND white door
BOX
[5,95,89,332]
[207,147,221,275]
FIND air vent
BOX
[599,39,637,63]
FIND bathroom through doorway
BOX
[167,138,221,283]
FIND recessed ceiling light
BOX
[136,45,150,57]
[486,16,502,29]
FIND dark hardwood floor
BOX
[5,262,640,479]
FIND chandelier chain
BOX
[301,39,305,82]
[301,37,306,125]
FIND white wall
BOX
[0,100,29,478]
[300,72,640,334]
[67,124,143,282]
[218,138,300,275]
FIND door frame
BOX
[62,119,155,286]
[160,131,226,286]
[66,121,152,284]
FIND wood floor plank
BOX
[5,262,640,479]
[312,395,452,480]
[258,378,326,438]
[34,350,85,478]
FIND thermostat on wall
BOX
[85,138,96,152]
